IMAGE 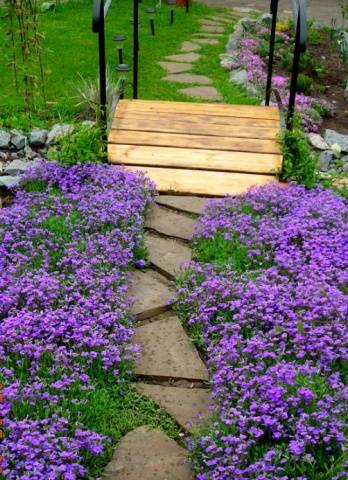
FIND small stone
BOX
[41,1,55,11]
[163,73,212,85]
[200,25,224,33]
[241,17,258,30]
[136,383,211,431]
[23,145,37,160]
[130,269,174,320]
[318,151,334,172]
[146,204,195,240]
[0,151,7,161]
[10,130,26,150]
[0,176,20,188]
[47,124,74,145]
[0,130,11,149]
[221,54,239,70]
[230,69,248,86]
[29,128,48,147]
[258,13,272,25]
[341,156,348,172]
[308,133,329,150]
[133,314,209,380]
[158,61,193,74]
[164,52,200,63]
[179,86,222,101]
[82,120,96,128]
[324,129,348,152]
[180,41,201,52]
[103,426,193,480]
[331,143,342,158]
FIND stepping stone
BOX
[179,86,222,101]
[199,20,225,27]
[180,41,201,52]
[156,195,209,215]
[200,25,225,33]
[146,204,195,241]
[164,52,200,63]
[163,73,212,85]
[133,314,209,381]
[104,426,193,480]
[130,269,174,320]
[192,32,224,38]
[158,61,193,74]
[194,38,219,45]
[145,232,192,279]
[136,383,211,431]
[207,16,234,24]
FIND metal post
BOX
[118,48,123,64]
[287,10,301,129]
[170,9,174,24]
[150,18,155,36]
[265,0,279,105]
[185,0,189,13]
[133,0,139,98]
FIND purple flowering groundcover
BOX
[176,184,348,480]
[0,162,155,479]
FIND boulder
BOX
[230,69,248,86]
[318,150,334,172]
[0,130,11,149]
[307,133,329,150]
[47,124,74,145]
[29,128,48,147]
[10,130,26,150]
[324,129,348,152]
[0,176,20,188]
[4,159,31,175]
[258,13,272,26]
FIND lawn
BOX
[0,0,257,130]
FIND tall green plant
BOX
[4,0,46,120]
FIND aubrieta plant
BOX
[0,162,155,479]
[176,184,348,480]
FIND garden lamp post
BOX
[113,34,126,64]
[116,63,131,99]
[168,0,175,24]
[130,18,141,51]
[185,0,189,13]
[146,7,156,36]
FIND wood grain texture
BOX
[108,144,282,174]
[123,166,277,196]
[112,117,280,140]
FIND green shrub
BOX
[47,124,106,165]
[280,119,317,188]
[296,73,312,94]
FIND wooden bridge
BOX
[108,99,282,196]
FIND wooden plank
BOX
[122,166,277,196]
[108,130,281,154]
[108,144,282,174]
[117,99,280,120]
[112,117,280,140]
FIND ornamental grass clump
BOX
[176,183,348,480]
[0,162,155,479]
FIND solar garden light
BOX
[167,0,175,24]
[146,7,156,36]
[113,34,126,65]
[116,63,131,99]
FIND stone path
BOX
[104,194,213,479]
[157,11,235,102]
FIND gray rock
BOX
[318,150,334,172]
[29,128,48,147]
[341,155,348,173]
[10,130,26,150]
[246,84,260,97]
[345,82,348,102]
[241,17,258,30]
[82,120,96,128]
[41,2,55,12]
[0,176,20,188]
[0,151,7,161]
[308,133,329,150]
[258,13,272,26]
[47,124,74,145]
[230,69,248,86]
[324,129,348,152]
[220,54,239,70]
[0,130,11,149]
[4,159,31,175]
[23,145,37,160]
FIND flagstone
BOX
[180,41,201,52]
[136,383,211,430]
[103,426,193,480]
[200,25,225,33]
[130,269,174,320]
[158,61,193,74]
[179,86,222,101]
[164,52,200,63]
[163,73,213,85]
[156,195,209,215]
[194,38,220,45]
[146,203,195,241]
[145,232,192,279]
[133,314,209,381]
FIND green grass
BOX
[0,0,255,130]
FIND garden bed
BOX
[176,183,348,480]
